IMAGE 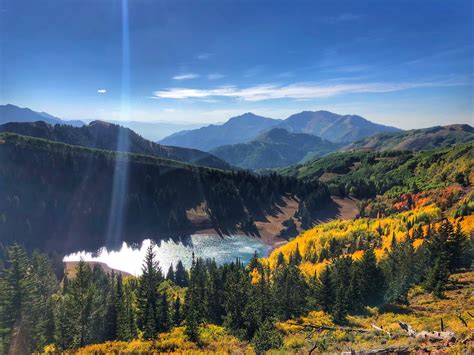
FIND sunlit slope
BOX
[280,143,473,197]
[267,190,474,278]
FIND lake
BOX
[63,234,270,275]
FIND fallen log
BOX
[398,321,457,343]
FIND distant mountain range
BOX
[159,110,402,151]
[0,120,230,169]
[277,111,402,143]
[159,112,280,151]
[344,124,474,152]
[103,120,206,142]
[210,128,340,169]
[0,104,84,126]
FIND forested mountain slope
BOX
[344,124,474,152]
[0,120,230,169]
[210,128,340,169]
[280,143,473,198]
[0,133,330,254]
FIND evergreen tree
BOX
[310,266,333,313]
[172,296,182,326]
[137,244,163,339]
[330,257,353,324]
[68,259,96,347]
[166,264,175,283]
[116,277,137,341]
[175,260,189,287]
[223,261,250,337]
[0,244,36,353]
[272,261,307,320]
[251,319,283,354]
[30,251,58,350]
[158,292,170,332]
[185,257,209,323]
[243,265,273,340]
[354,249,384,307]
[207,260,225,324]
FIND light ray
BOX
[106,0,130,248]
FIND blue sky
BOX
[0,0,472,128]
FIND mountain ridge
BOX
[210,127,340,169]
[343,123,474,151]
[159,110,402,150]
[159,112,280,151]
[0,104,84,127]
[0,120,231,169]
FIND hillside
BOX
[280,143,474,198]
[0,104,84,126]
[159,112,280,151]
[344,124,474,151]
[210,128,340,169]
[277,110,402,143]
[0,120,230,169]
[0,132,331,254]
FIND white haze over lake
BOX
[63,235,270,276]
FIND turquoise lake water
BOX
[64,234,270,275]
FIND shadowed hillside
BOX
[0,120,230,169]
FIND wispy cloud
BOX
[173,73,200,80]
[324,13,361,24]
[207,73,225,80]
[97,89,107,94]
[197,53,213,60]
[153,77,468,102]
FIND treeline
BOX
[0,133,330,254]
[0,220,470,353]
[0,120,230,169]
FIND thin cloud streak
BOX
[172,73,200,80]
[153,77,468,102]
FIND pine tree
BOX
[329,257,352,324]
[243,265,273,340]
[137,244,163,339]
[172,296,182,326]
[166,264,175,283]
[251,319,283,354]
[158,292,170,332]
[272,261,307,320]
[223,261,250,337]
[0,244,36,353]
[423,220,453,297]
[30,251,58,350]
[175,260,189,287]
[356,249,384,306]
[68,259,95,347]
[53,290,75,350]
[310,266,333,313]
[185,257,209,324]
